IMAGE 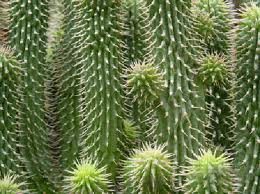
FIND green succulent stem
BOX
[123,0,154,140]
[9,0,55,192]
[53,0,82,175]
[235,3,260,193]
[79,0,126,179]
[0,47,23,177]
[192,0,233,54]
[145,0,206,189]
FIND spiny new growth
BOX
[0,47,23,177]
[127,62,164,105]
[235,3,260,193]
[64,159,110,194]
[0,174,25,194]
[183,149,234,194]
[198,54,228,86]
[122,144,173,194]
[192,0,233,54]
[121,120,139,151]
[198,54,234,148]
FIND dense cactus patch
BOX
[0,0,260,193]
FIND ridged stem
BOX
[79,0,126,179]
[146,0,206,190]
[235,3,260,193]
[9,0,55,192]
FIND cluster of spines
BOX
[183,149,234,194]
[122,144,173,194]
[0,47,23,177]
[234,3,260,193]
[0,173,26,194]
[8,0,55,192]
[64,159,110,193]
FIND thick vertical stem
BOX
[80,0,125,179]
[146,0,205,190]
[9,0,55,192]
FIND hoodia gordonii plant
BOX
[9,0,55,192]
[2,0,260,192]
[235,3,260,193]
[122,144,173,194]
[183,149,234,194]
[145,0,206,188]
[0,47,23,177]
[79,0,126,179]
[197,54,234,149]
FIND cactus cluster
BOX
[1,0,260,193]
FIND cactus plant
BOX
[235,3,260,193]
[183,149,234,194]
[192,0,234,149]
[64,159,110,193]
[2,0,260,192]
[122,144,173,194]
[144,0,206,188]
[126,61,164,141]
[0,47,23,177]
[79,0,126,179]
[9,0,55,192]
